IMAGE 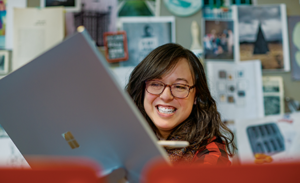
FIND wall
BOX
[159,0,300,107]
[27,0,300,108]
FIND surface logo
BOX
[62,131,80,149]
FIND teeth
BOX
[158,106,175,114]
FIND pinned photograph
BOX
[118,0,158,16]
[0,50,9,75]
[203,20,237,62]
[40,0,81,12]
[235,4,290,71]
[288,16,300,80]
[262,76,284,116]
[119,16,175,67]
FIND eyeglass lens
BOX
[146,81,190,98]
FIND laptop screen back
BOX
[0,30,168,182]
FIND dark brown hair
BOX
[125,43,236,156]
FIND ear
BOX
[194,98,197,105]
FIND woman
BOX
[126,43,236,165]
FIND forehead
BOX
[161,58,194,84]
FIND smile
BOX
[156,106,177,114]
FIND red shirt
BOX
[193,136,231,165]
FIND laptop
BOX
[0,29,168,182]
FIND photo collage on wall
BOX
[111,16,175,88]
[203,3,294,126]
[203,4,290,71]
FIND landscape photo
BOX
[237,4,290,71]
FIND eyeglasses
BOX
[145,80,195,99]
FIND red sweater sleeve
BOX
[192,137,231,166]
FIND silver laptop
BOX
[0,30,168,182]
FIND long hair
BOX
[125,43,236,156]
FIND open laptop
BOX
[0,29,168,182]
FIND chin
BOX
[155,122,175,131]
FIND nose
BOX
[159,86,174,101]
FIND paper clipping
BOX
[263,76,284,116]
[236,112,300,165]
[12,7,64,71]
[206,60,264,121]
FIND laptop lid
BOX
[0,30,168,182]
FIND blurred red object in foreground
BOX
[0,156,104,183]
[142,160,300,183]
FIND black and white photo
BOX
[119,16,175,67]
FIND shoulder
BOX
[192,136,231,166]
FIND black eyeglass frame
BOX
[145,80,195,99]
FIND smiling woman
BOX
[126,43,237,165]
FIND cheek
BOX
[179,100,194,114]
[179,93,196,116]
[143,91,157,113]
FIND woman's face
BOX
[143,58,196,139]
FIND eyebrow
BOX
[154,77,190,84]
[175,78,189,84]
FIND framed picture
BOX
[40,0,81,12]
[119,16,175,67]
[288,16,300,80]
[0,50,9,75]
[233,4,290,72]
[202,19,239,62]
[103,31,128,63]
